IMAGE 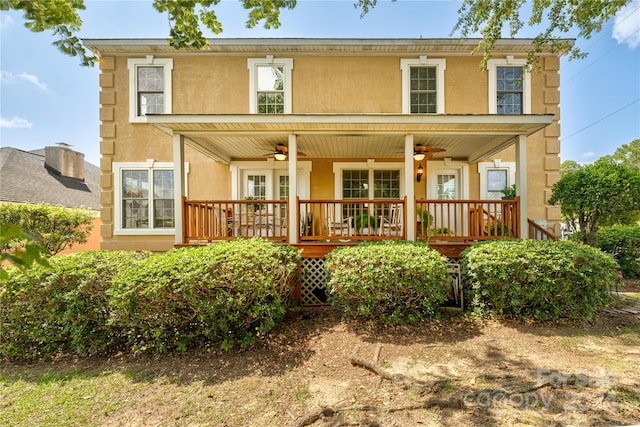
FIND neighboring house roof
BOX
[0,147,100,210]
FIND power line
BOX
[563,27,640,86]
[561,98,640,141]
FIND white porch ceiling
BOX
[146,114,553,163]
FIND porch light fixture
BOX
[416,164,424,182]
[413,144,427,161]
[274,151,287,161]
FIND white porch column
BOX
[516,134,528,239]
[173,134,185,245]
[404,134,416,241]
[288,134,298,244]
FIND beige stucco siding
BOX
[96,46,564,250]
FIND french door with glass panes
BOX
[427,168,463,235]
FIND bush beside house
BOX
[0,239,300,360]
[462,240,618,321]
[592,226,640,279]
[325,241,450,324]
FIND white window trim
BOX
[400,57,446,114]
[332,161,405,199]
[230,160,311,199]
[478,160,516,200]
[487,57,530,114]
[127,57,173,123]
[247,57,294,114]
[113,160,188,235]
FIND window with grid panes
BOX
[128,58,172,122]
[437,174,457,200]
[122,169,174,229]
[410,66,437,114]
[153,170,175,228]
[247,175,267,199]
[373,170,400,199]
[137,66,164,116]
[257,66,285,114]
[342,170,369,199]
[496,67,523,114]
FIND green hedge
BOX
[461,240,617,321]
[325,241,450,324]
[593,226,640,278]
[108,239,301,352]
[0,251,150,360]
[0,239,301,360]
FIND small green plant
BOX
[502,184,516,198]
[244,196,265,212]
[352,213,377,235]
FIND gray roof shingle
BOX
[0,147,100,210]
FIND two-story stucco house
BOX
[83,38,565,271]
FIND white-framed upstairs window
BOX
[248,57,293,114]
[400,57,446,114]
[127,57,173,122]
[113,161,188,235]
[487,57,530,114]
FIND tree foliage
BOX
[602,139,640,170]
[452,0,631,69]
[548,159,640,245]
[0,223,50,280]
[2,0,632,67]
[0,203,94,256]
[0,0,92,64]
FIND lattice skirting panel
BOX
[298,258,463,308]
[300,257,329,305]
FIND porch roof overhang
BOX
[146,113,553,164]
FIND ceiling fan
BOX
[263,144,307,160]
[413,144,446,161]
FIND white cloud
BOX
[17,72,48,90]
[0,70,16,83]
[0,14,14,29]
[613,0,640,49]
[582,151,596,159]
[0,70,48,90]
[0,116,33,129]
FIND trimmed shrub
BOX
[593,226,640,278]
[0,251,149,360]
[325,241,450,324]
[108,238,301,352]
[0,203,94,255]
[461,240,617,321]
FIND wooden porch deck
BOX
[181,197,554,258]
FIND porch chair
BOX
[327,208,352,237]
[379,204,403,237]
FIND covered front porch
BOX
[146,113,555,257]
[182,196,554,257]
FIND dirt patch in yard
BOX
[1,281,640,426]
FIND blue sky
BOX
[1,0,639,166]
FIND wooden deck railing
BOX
[297,198,407,242]
[528,218,557,241]
[183,197,527,244]
[415,198,520,241]
[183,198,288,243]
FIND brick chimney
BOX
[44,142,85,181]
